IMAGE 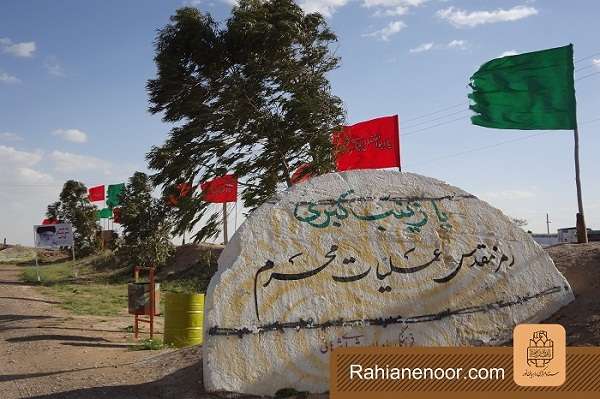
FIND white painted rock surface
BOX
[203,170,573,395]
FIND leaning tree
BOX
[146,0,345,241]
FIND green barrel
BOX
[164,292,205,347]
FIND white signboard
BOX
[34,223,74,248]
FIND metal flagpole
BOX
[223,203,228,245]
[573,125,588,243]
[234,201,238,231]
[573,125,588,244]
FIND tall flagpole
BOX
[574,125,588,243]
[223,203,228,245]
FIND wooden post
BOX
[574,126,588,243]
[234,201,238,231]
[223,202,228,245]
[149,266,155,340]
[134,266,139,339]
[33,230,40,282]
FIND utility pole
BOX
[546,213,551,235]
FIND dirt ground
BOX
[544,242,600,345]
[0,242,599,398]
[0,264,205,399]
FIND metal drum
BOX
[164,292,204,347]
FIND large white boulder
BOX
[203,170,573,395]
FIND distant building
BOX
[531,227,600,247]
[557,227,581,243]
[531,233,559,247]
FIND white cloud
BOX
[0,37,36,57]
[593,59,600,68]
[410,42,434,53]
[409,39,468,53]
[437,5,538,28]
[363,20,407,41]
[0,70,21,84]
[500,50,519,57]
[0,132,23,141]
[447,39,467,49]
[0,145,56,245]
[299,0,349,17]
[373,6,409,17]
[363,0,429,18]
[49,150,112,175]
[0,145,42,167]
[44,56,66,77]
[363,0,427,7]
[14,167,54,185]
[0,144,51,193]
[52,128,88,144]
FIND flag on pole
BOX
[291,163,313,185]
[96,208,113,219]
[469,44,576,130]
[333,115,400,171]
[88,185,105,202]
[112,207,122,224]
[167,183,195,206]
[201,175,237,203]
[106,183,125,208]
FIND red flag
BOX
[167,183,195,206]
[291,163,313,185]
[333,115,400,171]
[88,185,105,202]
[201,175,237,203]
[113,207,122,224]
[42,218,58,225]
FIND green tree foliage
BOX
[46,180,100,256]
[116,172,174,268]
[146,0,345,241]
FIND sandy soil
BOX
[0,264,205,399]
[0,242,598,398]
[543,242,600,345]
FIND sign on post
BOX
[33,223,74,249]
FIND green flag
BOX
[469,44,576,130]
[106,183,125,208]
[97,207,113,219]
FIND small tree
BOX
[46,180,100,256]
[510,217,528,228]
[146,1,345,242]
[117,172,174,268]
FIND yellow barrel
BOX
[163,292,205,347]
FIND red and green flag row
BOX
[88,183,125,220]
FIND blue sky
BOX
[1,0,599,245]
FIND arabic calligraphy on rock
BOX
[293,190,457,232]
[253,242,515,321]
